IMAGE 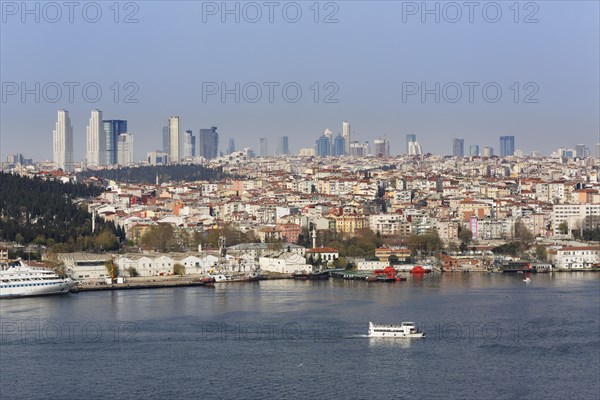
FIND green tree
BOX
[105,260,119,280]
[126,267,139,277]
[535,244,548,262]
[558,221,569,235]
[458,227,473,244]
[407,229,443,257]
[141,224,177,252]
[94,229,118,251]
[173,263,186,276]
[514,219,534,254]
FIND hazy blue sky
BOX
[1,0,599,161]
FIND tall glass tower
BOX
[452,138,464,157]
[199,127,218,159]
[500,136,515,157]
[103,120,128,165]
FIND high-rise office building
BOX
[86,110,106,166]
[227,139,236,155]
[162,125,169,154]
[500,136,515,157]
[277,136,289,155]
[406,134,417,154]
[199,127,218,159]
[168,116,180,162]
[407,141,422,155]
[183,130,195,159]
[117,133,134,165]
[104,119,127,165]
[483,146,494,157]
[452,138,464,157]
[333,134,346,156]
[316,135,331,156]
[596,143,600,160]
[259,138,268,157]
[373,138,390,157]
[147,151,169,165]
[52,110,73,172]
[575,144,586,158]
[469,145,480,157]
[342,121,350,155]
[350,141,369,157]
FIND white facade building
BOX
[554,247,600,270]
[117,133,134,165]
[168,116,180,162]
[552,204,600,235]
[259,252,311,274]
[86,109,106,166]
[342,121,350,155]
[53,109,74,171]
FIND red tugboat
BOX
[371,266,406,282]
[410,265,430,274]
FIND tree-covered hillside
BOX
[0,173,122,250]
[77,164,225,184]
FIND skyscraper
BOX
[483,146,494,157]
[342,121,350,155]
[227,138,236,155]
[469,145,480,157]
[162,125,169,154]
[104,119,127,165]
[259,138,268,157]
[575,144,586,158]
[452,138,464,157]
[316,135,331,156]
[407,141,422,155]
[373,138,390,157]
[183,130,195,159]
[350,141,369,157]
[86,110,105,166]
[277,136,289,155]
[52,110,73,171]
[406,134,417,154]
[596,143,600,160]
[333,134,345,156]
[199,127,218,159]
[168,116,180,162]
[500,136,515,157]
[117,133,134,165]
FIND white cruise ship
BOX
[368,322,425,338]
[0,259,77,298]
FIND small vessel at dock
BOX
[292,269,330,280]
[368,322,425,338]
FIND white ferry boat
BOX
[0,259,78,298]
[368,322,425,338]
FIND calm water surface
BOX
[1,273,599,400]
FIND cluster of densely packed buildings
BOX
[4,153,600,278]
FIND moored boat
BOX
[1,259,78,299]
[501,262,536,273]
[293,270,330,280]
[210,268,261,283]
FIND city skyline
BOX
[33,110,600,165]
[1,2,598,161]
